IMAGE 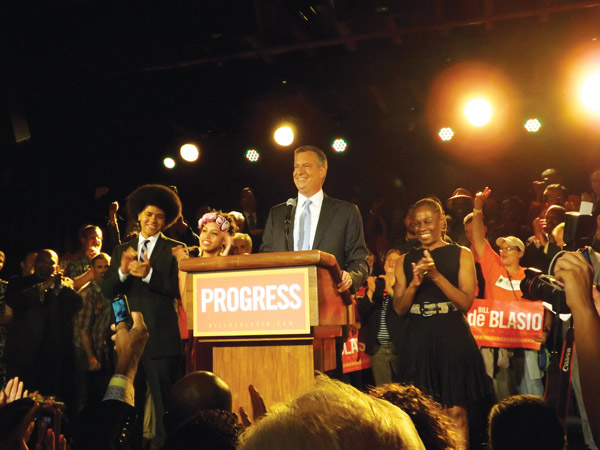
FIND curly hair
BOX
[369,383,456,450]
[126,184,182,229]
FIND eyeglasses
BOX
[499,246,520,252]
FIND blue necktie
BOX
[298,199,312,250]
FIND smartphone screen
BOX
[112,295,133,328]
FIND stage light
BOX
[332,138,347,152]
[465,98,492,127]
[274,126,294,146]
[245,149,260,162]
[580,73,600,112]
[438,127,454,141]
[180,144,199,162]
[163,157,176,169]
[524,118,542,133]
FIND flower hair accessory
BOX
[198,212,231,233]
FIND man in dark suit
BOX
[102,184,183,448]
[261,145,368,294]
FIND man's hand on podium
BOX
[337,270,352,293]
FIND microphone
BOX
[284,198,296,251]
[284,198,296,225]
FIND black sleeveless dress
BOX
[396,244,490,406]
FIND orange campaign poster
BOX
[192,267,311,337]
[466,298,545,350]
[341,330,371,374]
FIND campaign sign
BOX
[467,298,545,350]
[192,267,311,337]
[341,329,371,374]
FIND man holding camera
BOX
[4,249,82,408]
[471,188,552,401]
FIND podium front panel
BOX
[191,266,319,337]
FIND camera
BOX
[520,211,595,314]
[520,268,568,314]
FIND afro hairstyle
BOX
[126,184,182,229]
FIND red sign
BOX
[467,298,545,350]
[341,330,371,374]
[192,268,311,337]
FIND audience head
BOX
[228,210,245,231]
[366,247,376,275]
[464,212,488,245]
[240,187,256,212]
[383,249,401,274]
[232,233,252,255]
[20,251,38,277]
[496,236,524,268]
[163,409,239,450]
[237,375,424,450]
[369,383,456,450]
[90,253,110,283]
[165,371,232,434]
[487,394,566,450]
[404,206,417,238]
[34,249,59,280]
[293,146,328,197]
[445,188,474,218]
[78,224,103,255]
[127,184,183,236]
[541,167,562,185]
[500,197,524,224]
[543,184,567,207]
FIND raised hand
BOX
[474,187,491,210]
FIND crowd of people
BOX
[0,147,599,449]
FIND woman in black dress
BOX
[393,197,489,449]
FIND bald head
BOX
[166,371,232,433]
[34,249,59,280]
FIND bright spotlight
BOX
[438,127,454,141]
[580,73,600,111]
[245,149,260,162]
[274,126,294,146]
[332,138,347,152]
[465,98,493,127]
[163,157,176,169]
[524,118,542,133]
[180,144,199,162]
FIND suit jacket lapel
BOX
[312,195,334,249]
[150,233,167,263]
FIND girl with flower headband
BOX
[196,210,237,257]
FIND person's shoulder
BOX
[158,234,185,248]
[323,195,360,213]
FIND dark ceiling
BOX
[1,0,600,263]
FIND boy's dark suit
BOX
[260,194,368,289]
[102,232,182,446]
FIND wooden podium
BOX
[179,250,354,414]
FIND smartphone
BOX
[112,294,133,328]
